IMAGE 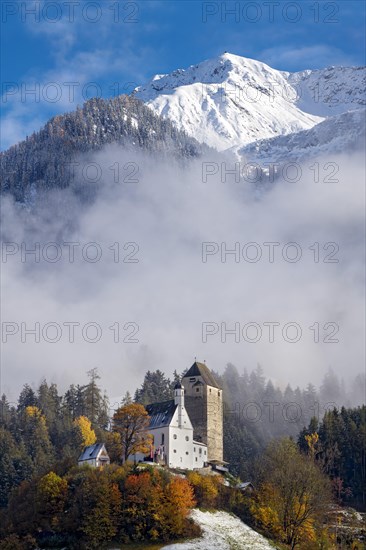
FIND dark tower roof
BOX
[183,362,221,389]
[174,381,182,389]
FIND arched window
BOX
[161,433,165,445]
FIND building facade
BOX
[78,443,110,467]
[133,382,208,469]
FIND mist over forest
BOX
[1,145,365,403]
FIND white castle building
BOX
[133,362,224,470]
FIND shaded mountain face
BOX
[287,66,366,117]
[134,53,365,151]
[236,109,366,166]
[0,95,205,202]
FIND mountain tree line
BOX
[0,95,205,202]
[298,406,366,508]
[0,368,109,508]
[0,364,364,518]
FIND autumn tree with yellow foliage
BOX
[305,432,319,460]
[251,438,332,549]
[187,471,220,507]
[112,403,152,462]
[36,472,68,530]
[73,415,97,449]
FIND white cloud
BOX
[1,0,160,150]
[259,45,358,71]
[1,149,364,401]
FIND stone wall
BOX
[183,375,223,462]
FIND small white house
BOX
[132,383,208,469]
[78,443,110,468]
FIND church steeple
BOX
[174,382,185,427]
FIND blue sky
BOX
[1,0,365,149]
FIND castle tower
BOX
[182,362,223,463]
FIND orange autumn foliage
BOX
[164,477,196,535]
[113,403,152,462]
[6,464,198,546]
[123,470,196,541]
[165,477,196,514]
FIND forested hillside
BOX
[1,364,364,509]
[298,407,366,509]
[0,95,205,202]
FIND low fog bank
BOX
[1,146,365,402]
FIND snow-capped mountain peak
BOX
[134,53,365,151]
[136,53,283,93]
[134,53,323,150]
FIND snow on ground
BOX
[162,509,276,550]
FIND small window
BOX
[190,377,196,382]
[173,449,177,453]
[161,433,165,445]
[195,457,198,462]
[196,388,200,392]
[194,447,196,452]
[186,451,189,455]
[173,434,177,439]
[209,388,212,393]
[185,435,189,441]
[218,391,221,397]
[199,448,202,454]
[204,450,206,455]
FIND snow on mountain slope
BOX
[134,53,365,152]
[162,509,275,550]
[236,109,366,165]
[134,53,323,150]
[288,66,366,117]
